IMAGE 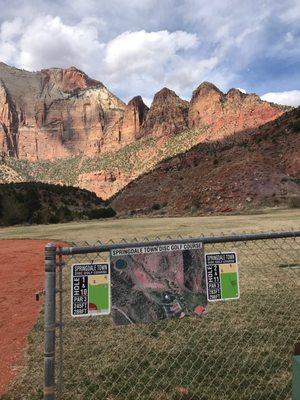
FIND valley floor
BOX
[0,208,299,243]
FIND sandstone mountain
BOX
[139,88,189,138]
[0,62,292,201]
[188,82,285,139]
[110,107,300,215]
[0,63,287,159]
[0,62,126,160]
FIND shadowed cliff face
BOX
[0,80,19,157]
[0,63,289,163]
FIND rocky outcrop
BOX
[188,82,288,139]
[40,66,101,94]
[102,96,149,152]
[139,88,189,138]
[0,80,19,157]
[77,170,135,199]
[122,96,149,141]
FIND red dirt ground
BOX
[0,240,54,395]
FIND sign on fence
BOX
[71,263,110,317]
[205,252,239,301]
[110,242,207,325]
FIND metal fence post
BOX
[44,243,57,400]
[57,252,64,398]
[293,343,300,400]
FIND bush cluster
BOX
[0,182,116,226]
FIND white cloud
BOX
[0,15,105,74]
[0,41,17,63]
[261,90,300,107]
[0,17,23,41]
[237,88,246,93]
[103,30,198,79]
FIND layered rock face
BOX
[102,95,149,152]
[0,63,126,160]
[188,82,286,139]
[122,96,149,140]
[139,88,189,139]
[40,66,100,93]
[0,80,19,157]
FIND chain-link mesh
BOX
[54,235,300,400]
[3,234,300,400]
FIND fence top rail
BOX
[57,230,300,256]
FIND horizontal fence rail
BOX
[58,230,300,255]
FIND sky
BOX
[0,0,299,106]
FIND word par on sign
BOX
[71,263,110,317]
[205,252,239,302]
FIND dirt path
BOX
[0,240,51,395]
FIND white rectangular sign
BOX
[71,263,110,317]
[205,252,239,301]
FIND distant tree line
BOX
[0,182,116,226]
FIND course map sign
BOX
[205,252,239,301]
[110,242,207,325]
[71,263,110,317]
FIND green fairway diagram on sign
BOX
[71,263,110,317]
[205,252,239,301]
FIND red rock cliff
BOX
[139,88,189,138]
[188,82,287,139]
[0,62,127,160]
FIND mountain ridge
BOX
[0,62,293,201]
[0,62,290,158]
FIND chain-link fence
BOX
[5,231,300,400]
[53,231,300,400]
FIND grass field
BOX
[1,209,300,400]
[0,208,299,243]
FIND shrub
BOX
[48,213,60,224]
[58,206,73,222]
[291,119,300,132]
[288,195,300,208]
[87,207,116,219]
[151,203,161,211]
[25,188,42,221]
[190,205,198,215]
[1,195,27,225]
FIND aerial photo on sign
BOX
[110,242,207,325]
[71,263,110,317]
[205,252,239,302]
